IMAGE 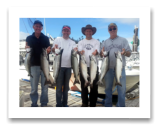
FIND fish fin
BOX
[97,80,103,85]
[84,81,89,88]
[44,80,51,86]
[87,74,89,78]
[115,82,122,87]
[90,84,93,88]
[73,78,80,85]
[114,52,117,58]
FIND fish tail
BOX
[73,78,80,85]
[44,80,51,86]
[115,82,122,87]
[90,83,93,88]
[53,77,56,84]
[84,81,89,88]
[97,80,103,85]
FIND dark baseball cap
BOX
[33,20,43,26]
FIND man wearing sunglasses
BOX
[25,20,51,107]
[100,23,131,107]
[52,25,77,107]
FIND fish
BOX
[80,54,89,87]
[89,55,97,88]
[97,51,109,85]
[52,48,64,83]
[115,51,123,87]
[71,49,80,85]
[40,48,51,86]
[24,49,33,78]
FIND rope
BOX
[126,96,139,101]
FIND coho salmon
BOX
[24,49,33,78]
[71,49,80,85]
[89,55,97,88]
[115,51,123,87]
[97,51,109,85]
[80,54,89,87]
[40,48,51,86]
[52,49,63,83]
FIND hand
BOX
[54,44,58,49]
[92,49,97,56]
[46,46,51,54]
[80,50,85,55]
[25,45,30,49]
[73,47,78,51]
[121,48,126,55]
[101,47,105,56]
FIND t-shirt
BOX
[101,36,132,69]
[52,37,76,67]
[78,38,100,67]
[26,33,50,66]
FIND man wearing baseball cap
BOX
[25,20,51,107]
[52,25,77,107]
[100,23,132,107]
[78,24,100,107]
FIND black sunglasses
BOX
[109,28,117,31]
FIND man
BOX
[52,25,77,107]
[100,23,131,107]
[25,20,51,107]
[78,24,100,107]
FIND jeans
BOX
[104,68,126,107]
[30,66,48,107]
[56,67,71,107]
[80,67,98,107]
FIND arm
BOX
[78,41,84,55]
[51,38,58,53]
[46,38,51,54]
[25,37,30,49]
[122,38,132,57]
[100,41,105,57]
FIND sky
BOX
[8,6,151,118]
[19,18,140,49]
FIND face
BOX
[84,29,93,38]
[62,29,71,39]
[33,24,43,34]
[108,26,117,36]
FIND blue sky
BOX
[19,18,139,44]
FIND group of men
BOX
[25,20,131,107]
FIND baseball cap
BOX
[62,25,71,31]
[33,20,43,26]
[108,23,117,28]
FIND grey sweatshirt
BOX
[100,36,132,69]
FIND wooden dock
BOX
[19,79,139,107]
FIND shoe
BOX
[81,104,88,107]
[41,104,47,107]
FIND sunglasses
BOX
[109,28,117,31]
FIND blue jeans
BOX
[104,68,126,107]
[56,67,71,107]
[30,66,48,107]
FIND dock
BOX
[19,79,139,107]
